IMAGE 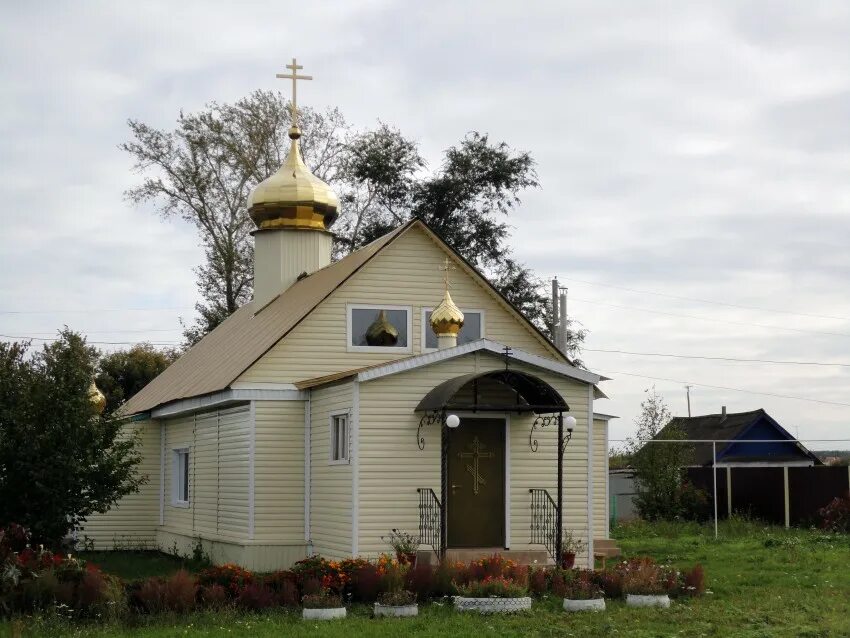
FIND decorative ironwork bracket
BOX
[417,409,444,450]
[529,414,557,452]
[560,428,574,456]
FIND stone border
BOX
[303,607,347,620]
[374,603,419,617]
[454,596,532,614]
[563,597,606,612]
[625,594,671,608]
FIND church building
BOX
[83,62,613,570]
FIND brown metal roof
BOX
[120,223,411,415]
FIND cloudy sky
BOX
[1,1,848,448]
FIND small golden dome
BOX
[366,310,399,346]
[247,128,339,231]
[431,290,465,336]
[88,381,106,415]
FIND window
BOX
[347,305,411,352]
[172,448,190,506]
[423,309,484,351]
[330,413,349,463]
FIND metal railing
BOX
[529,488,558,561]
[417,488,442,556]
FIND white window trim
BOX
[328,410,351,465]
[346,304,413,354]
[421,307,486,353]
[171,445,190,508]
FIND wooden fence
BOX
[686,465,850,527]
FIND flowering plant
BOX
[197,563,254,596]
[381,529,419,564]
[302,589,343,609]
[456,575,528,598]
[560,570,603,600]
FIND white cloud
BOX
[1,0,848,448]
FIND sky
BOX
[1,1,849,449]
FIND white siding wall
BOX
[80,419,161,549]
[357,351,593,562]
[592,418,609,540]
[253,401,306,543]
[309,382,353,559]
[162,405,251,541]
[237,226,561,385]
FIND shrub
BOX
[162,570,196,612]
[351,564,382,602]
[529,568,549,596]
[456,576,528,598]
[200,584,229,609]
[561,570,603,600]
[433,560,461,596]
[197,564,253,598]
[263,571,299,606]
[405,563,436,601]
[616,558,678,596]
[818,492,850,533]
[236,583,275,611]
[136,577,167,614]
[596,569,623,598]
[300,576,323,596]
[302,591,343,609]
[681,564,706,597]
[377,590,416,606]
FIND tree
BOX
[625,388,703,521]
[123,91,587,357]
[97,344,180,415]
[0,331,144,543]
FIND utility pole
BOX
[551,278,559,342]
[685,385,692,417]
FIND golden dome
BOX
[247,127,339,231]
[88,381,106,415]
[366,310,399,346]
[430,290,465,336]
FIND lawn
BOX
[5,520,849,638]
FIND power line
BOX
[0,334,180,346]
[572,297,850,338]
[585,347,850,368]
[561,276,850,322]
[596,368,850,408]
[5,329,182,335]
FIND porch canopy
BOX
[415,369,569,414]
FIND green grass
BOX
[4,519,849,637]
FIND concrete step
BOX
[416,548,554,566]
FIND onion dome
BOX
[430,290,465,336]
[88,381,106,415]
[366,310,399,346]
[247,126,339,231]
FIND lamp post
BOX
[556,414,577,565]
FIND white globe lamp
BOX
[446,414,461,429]
[564,415,577,429]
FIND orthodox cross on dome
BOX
[458,436,495,495]
[439,257,456,291]
[276,57,312,130]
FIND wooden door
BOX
[447,418,506,547]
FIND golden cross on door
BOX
[276,57,312,129]
[458,436,495,495]
[439,257,456,291]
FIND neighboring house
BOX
[82,87,612,570]
[661,408,822,467]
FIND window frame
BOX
[328,410,350,465]
[346,303,413,354]
[171,446,190,508]
[421,307,486,353]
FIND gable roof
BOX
[122,219,571,416]
[294,339,604,391]
[660,409,820,465]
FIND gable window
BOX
[423,308,484,351]
[347,304,412,353]
[172,447,190,507]
[330,412,349,463]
